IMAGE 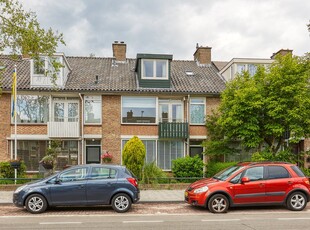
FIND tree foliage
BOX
[122,136,146,179]
[217,53,310,155]
[0,0,65,90]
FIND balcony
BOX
[48,118,79,138]
[159,122,189,139]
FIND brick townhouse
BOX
[0,42,226,172]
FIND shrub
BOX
[122,136,146,179]
[141,162,167,184]
[172,155,204,182]
[251,149,298,163]
[206,161,237,178]
[0,161,26,184]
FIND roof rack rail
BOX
[249,161,291,166]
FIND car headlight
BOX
[193,186,209,194]
[14,185,27,194]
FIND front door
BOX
[190,146,203,160]
[86,146,101,164]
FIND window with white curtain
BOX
[84,96,102,124]
[157,140,184,170]
[190,98,205,124]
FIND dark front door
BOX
[190,147,203,160]
[86,146,101,164]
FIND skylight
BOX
[185,71,194,76]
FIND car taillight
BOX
[127,178,138,187]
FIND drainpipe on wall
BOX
[79,93,84,165]
[187,94,190,156]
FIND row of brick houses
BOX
[0,42,309,172]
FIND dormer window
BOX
[142,59,168,79]
[30,53,71,88]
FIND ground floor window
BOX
[16,140,47,171]
[121,139,184,170]
[15,140,78,171]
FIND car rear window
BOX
[267,166,290,179]
[290,166,306,177]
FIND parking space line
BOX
[278,218,310,221]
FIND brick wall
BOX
[84,126,102,135]
[11,125,47,134]
[206,97,221,116]
[102,95,122,163]
[0,93,11,161]
[121,125,157,135]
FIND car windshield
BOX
[213,165,244,181]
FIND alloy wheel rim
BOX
[115,196,129,211]
[290,194,305,209]
[28,197,44,212]
[212,197,226,212]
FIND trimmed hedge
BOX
[206,161,237,178]
[172,155,204,182]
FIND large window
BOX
[159,100,183,123]
[122,140,156,164]
[142,59,168,79]
[53,97,79,122]
[248,64,257,76]
[190,98,205,124]
[16,140,48,171]
[84,96,101,124]
[122,97,156,124]
[158,140,184,170]
[236,64,246,74]
[33,56,61,76]
[15,95,49,123]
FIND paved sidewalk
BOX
[0,190,184,205]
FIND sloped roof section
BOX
[1,55,226,94]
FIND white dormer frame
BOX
[141,59,169,80]
[30,53,71,88]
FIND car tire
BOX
[25,194,48,214]
[111,193,132,213]
[208,194,229,213]
[286,192,307,211]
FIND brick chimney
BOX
[270,49,293,59]
[194,43,212,65]
[112,41,126,62]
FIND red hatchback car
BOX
[185,162,310,213]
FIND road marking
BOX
[123,220,164,223]
[40,222,82,225]
[278,218,310,221]
[201,219,240,222]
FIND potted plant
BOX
[40,155,54,170]
[101,151,113,163]
[9,158,21,169]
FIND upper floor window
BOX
[122,97,156,124]
[142,59,168,79]
[14,95,49,124]
[159,99,183,123]
[248,64,257,76]
[33,56,61,76]
[53,97,79,122]
[237,64,246,74]
[190,98,205,124]
[84,96,102,124]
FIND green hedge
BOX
[0,161,26,184]
[172,155,204,182]
[206,161,237,178]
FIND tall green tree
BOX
[0,0,65,92]
[217,53,310,155]
[122,136,146,179]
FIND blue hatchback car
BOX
[13,164,140,214]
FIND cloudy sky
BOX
[19,0,310,61]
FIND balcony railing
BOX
[48,118,79,138]
[159,122,189,139]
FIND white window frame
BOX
[158,99,184,123]
[84,96,102,124]
[141,59,169,80]
[190,97,206,125]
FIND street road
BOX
[0,203,309,229]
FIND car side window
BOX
[59,167,88,182]
[230,172,242,184]
[267,166,290,179]
[90,167,117,179]
[243,166,264,181]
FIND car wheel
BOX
[25,194,48,214]
[208,194,229,213]
[286,192,307,211]
[112,193,132,213]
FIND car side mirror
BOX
[241,177,250,183]
[55,177,62,184]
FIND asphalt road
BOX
[0,202,309,229]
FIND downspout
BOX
[186,94,190,156]
[79,93,84,165]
